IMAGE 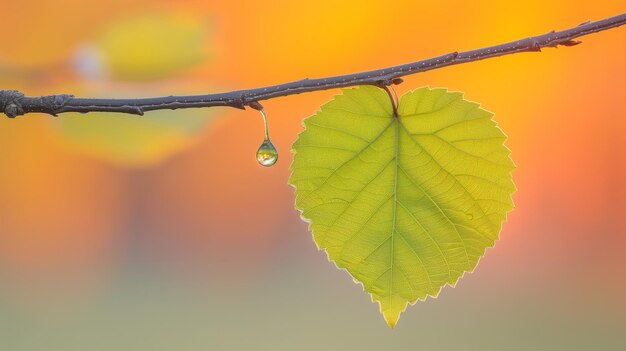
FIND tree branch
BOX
[2,13,625,118]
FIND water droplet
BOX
[466,213,474,220]
[253,107,278,167]
[256,139,278,167]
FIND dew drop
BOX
[256,139,278,167]
[254,107,278,167]
[466,213,474,220]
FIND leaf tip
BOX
[383,309,401,329]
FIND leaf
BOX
[289,86,515,328]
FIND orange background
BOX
[1,1,625,349]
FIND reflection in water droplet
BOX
[257,139,278,167]
[254,107,278,167]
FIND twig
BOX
[2,13,625,118]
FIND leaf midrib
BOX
[389,117,399,308]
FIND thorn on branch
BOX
[560,39,582,46]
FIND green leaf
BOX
[289,86,515,328]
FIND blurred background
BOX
[0,1,624,350]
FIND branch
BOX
[2,13,625,118]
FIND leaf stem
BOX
[2,13,625,118]
[260,109,270,140]
[379,84,400,118]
